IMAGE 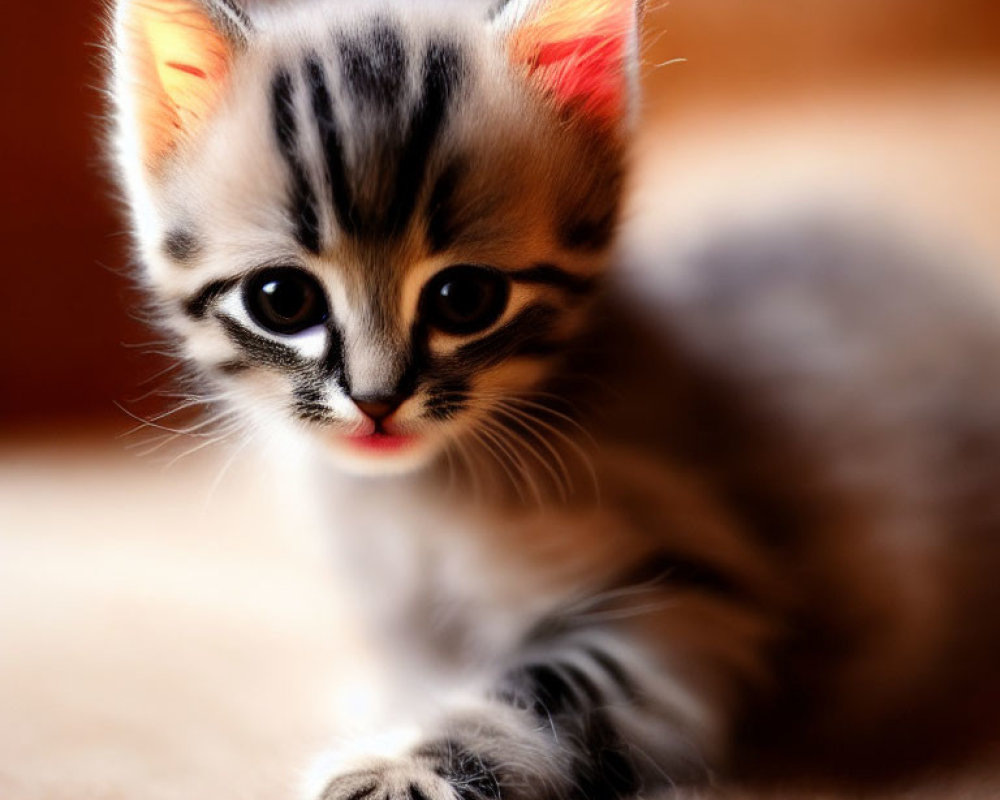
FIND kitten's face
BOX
[113,0,636,475]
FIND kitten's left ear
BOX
[113,0,252,171]
[493,0,643,131]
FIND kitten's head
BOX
[111,0,641,475]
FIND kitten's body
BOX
[317,218,1000,787]
[620,222,1000,777]
[108,0,1000,796]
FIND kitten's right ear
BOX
[113,0,252,172]
[492,0,643,131]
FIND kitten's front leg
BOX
[309,588,773,800]
[307,702,556,800]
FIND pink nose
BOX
[352,395,404,421]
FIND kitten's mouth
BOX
[342,431,420,454]
[322,426,433,475]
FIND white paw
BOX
[316,758,458,800]
[303,729,502,800]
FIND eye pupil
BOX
[261,279,306,321]
[424,265,509,335]
[439,279,487,322]
[244,267,328,335]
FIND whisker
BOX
[116,400,218,438]
[135,360,185,388]
[162,426,241,472]
[481,413,569,503]
[489,404,573,500]
[204,426,257,509]
[453,435,484,506]
[490,398,600,501]
[467,397,550,506]
[121,406,235,440]
[128,432,183,458]
[471,425,533,506]
[572,598,680,625]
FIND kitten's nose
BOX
[352,394,405,421]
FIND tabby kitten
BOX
[110,0,1000,797]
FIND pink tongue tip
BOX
[348,432,417,453]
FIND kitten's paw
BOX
[310,738,500,800]
[317,759,456,800]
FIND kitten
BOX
[109,0,1000,797]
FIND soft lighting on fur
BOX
[123,0,233,167]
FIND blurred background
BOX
[1,1,999,799]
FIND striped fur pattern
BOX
[112,0,626,474]
[110,1,1000,799]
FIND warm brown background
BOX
[2,0,999,432]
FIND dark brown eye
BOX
[422,265,510,335]
[243,267,329,335]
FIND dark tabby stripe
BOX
[586,646,639,702]
[498,661,592,721]
[509,264,599,296]
[216,314,304,369]
[163,229,201,263]
[272,68,322,254]
[520,663,588,717]
[293,378,334,422]
[384,40,465,236]
[183,277,240,319]
[339,21,408,107]
[305,56,356,236]
[561,663,603,704]
[293,379,325,404]
[498,653,641,800]
[487,0,515,20]
[426,378,469,420]
[215,359,251,376]
[320,325,347,383]
[451,304,560,369]
[569,709,641,800]
[559,209,619,253]
[425,158,466,254]
[287,29,464,244]
[295,402,333,424]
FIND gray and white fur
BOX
[108,1,1000,797]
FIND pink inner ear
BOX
[508,0,633,127]
[124,0,233,169]
[532,32,628,124]
[165,62,210,80]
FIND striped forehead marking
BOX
[270,68,322,254]
[304,56,356,235]
[339,20,409,107]
[269,21,466,250]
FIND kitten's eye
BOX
[243,268,329,335]
[422,265,510,335]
